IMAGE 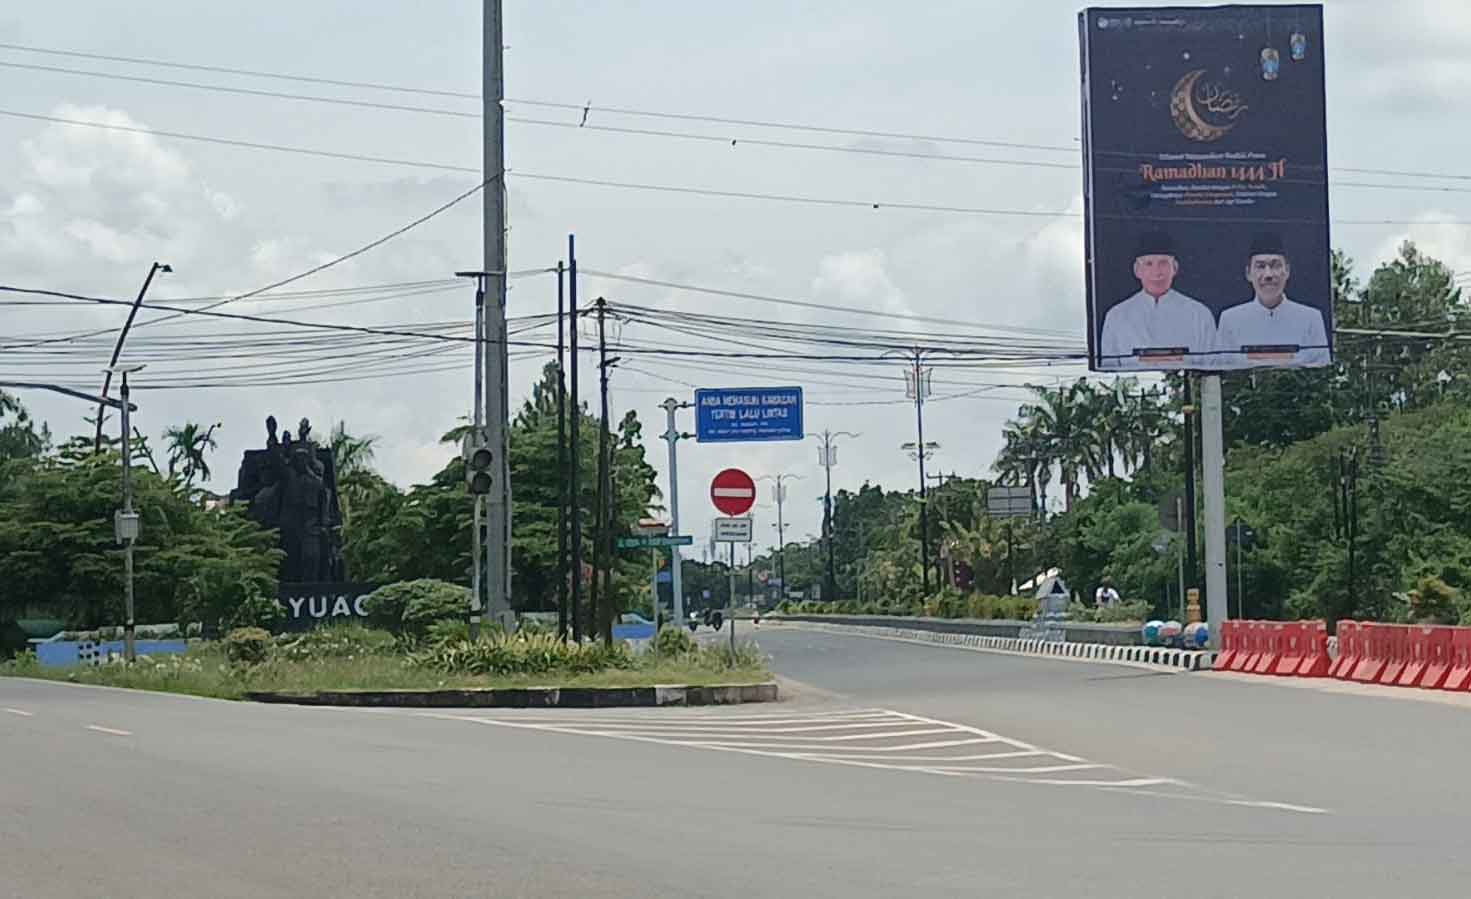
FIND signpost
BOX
[695,387,804,443]
[985,485,1033,594]
[617,524,692,647]
[710,468,758,653]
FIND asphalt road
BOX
[4,626,1468,897]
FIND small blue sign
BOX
[695,386,804,443]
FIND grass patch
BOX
[0,637,770,701]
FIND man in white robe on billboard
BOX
[1217,232,1330,368]
[1098,231,1218,370]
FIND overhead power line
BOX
[2,107,1467,225]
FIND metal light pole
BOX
[902,439,941,593]
[758,473,802,600]
[109,363,146,662]
[94,262,170,452]
[812,430,858,603]
[660,398,693,626]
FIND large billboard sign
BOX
[1080,5,1331,372]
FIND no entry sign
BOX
[710,468,756,516]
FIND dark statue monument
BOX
[230,416,346,583]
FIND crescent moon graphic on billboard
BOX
[1170,69,1236,142]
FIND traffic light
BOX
[462,427,493,495]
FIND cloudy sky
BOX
[4,0,1470,560]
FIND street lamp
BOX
[811,430,859,603]
[94,262,170,451]
[106,362,146,662]
[758,473,802,600]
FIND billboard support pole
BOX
[1200,374,1228,648]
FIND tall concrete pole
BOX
[483,0,512,629]
[1200,374,1228,648]
[661,398,691,626]
[119,372,137,662]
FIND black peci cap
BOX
[1133,230,1175,259]
[1248,232,1288,258]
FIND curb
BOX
[244,682,779,708]
[775,622,1216,672]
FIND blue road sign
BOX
[694,386,804,443]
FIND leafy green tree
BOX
[0,448,280,630]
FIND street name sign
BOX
[615,535,695,550]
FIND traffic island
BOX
[245,681,779,708]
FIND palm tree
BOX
[1023,381,1103,513]
[329,421,379,480]
[163,422,221,487]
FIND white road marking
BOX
[3,707,33,717]
[85,725,132,736]
[419,707,1328,815]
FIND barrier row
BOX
[1215,619,1471,691]
[1214,620,1331,677]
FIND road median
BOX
[768,618,1214,672]
[245,682,779,708]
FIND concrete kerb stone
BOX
[774,620,1216,674]
[245,682,779,709]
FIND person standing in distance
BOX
[1098,231,1219,369]
[1095,577,1120,608]
[1217,232,1330,367]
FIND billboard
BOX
[1080,5,1330,372]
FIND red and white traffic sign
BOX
[710,468,756,516]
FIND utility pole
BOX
[1181,374,1199,595]
[812,430,858,602]
[595,297,616,645]
[759,473,801,600]
[661,398,693,626]
[1200,374,1228,646]
[482,0,512,631]
[94,262,170,452]
[567,236,583,641]
[111,364,145,661]
[556,261,568,639]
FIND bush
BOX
[655,625,697,656]
[224,627,271,665]
[362,579,471,636]
[1067,598,1151,624]
[227,591,286,632]
[271,623,398,661]
[411,633,635,677]
[425,618,472,646]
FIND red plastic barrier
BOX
[1402,626,1454,689]
[1215,621,1241,670]
[1232,621,1262,672]
[1330,620,1360,680]
[1442,629,1471,692]
[1351,623,1388,683]
[1251,623,1283,674]
[1297,620,1332,678]
[1273,622,1306,676]
[1377,625,1412,686]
